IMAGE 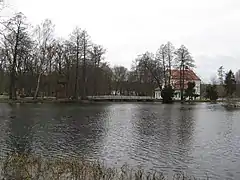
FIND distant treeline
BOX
[0,12,201,100]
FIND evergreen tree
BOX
[224,70,236,98]
[218,66,224,84]
[161,85,175,104]
[205,84,218,101]
[185,81,196,100]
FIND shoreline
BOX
[0,97,216,104]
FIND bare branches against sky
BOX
[3,0,240,82]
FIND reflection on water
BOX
[0,102,240,179]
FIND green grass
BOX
[0,153,209,180]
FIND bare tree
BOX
[0,13,206,101]
[0,12,31,99]
[90,44,106,95]
[62,40,74,97]
[112,65,128,95]
[81,30,91,99]
[45,42,56,96]
[33,19,55,99]
[70,27,82,99]
[54,40,64,74]
[156,44,167,85]
[165,41,175,85]
[175,45,195,101]
[0,13,118,100]
[137,52,163,91]
[100,62,113,94]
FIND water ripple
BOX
[0,103,240,179]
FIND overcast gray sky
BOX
[3,0,240,82]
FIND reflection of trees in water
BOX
[133,104,174,141]
[175,105,196,151]
[0,104,12,158]
[35,104,109,159]
[129,104,176,169]
[169,104,197,172]
[6,104,35,155]
[63,104,109,158]
[128,104,197,171]
[99,104,140,166]
[161,105,174,142]
[3,104,109,160]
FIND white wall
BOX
[173,80,201,100]
[155,91,161,99]
[194,80,201,96]
[154,80,201,100]
[111,90,120,95]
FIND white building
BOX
[154,87,161,99]
[154,69,201,100]
[111,90,121,95]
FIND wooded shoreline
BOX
[0,97,219,104]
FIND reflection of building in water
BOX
[175,106,196,149]
[128,104,195,170]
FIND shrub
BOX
[205,84,218,101]
[161,85,175,104]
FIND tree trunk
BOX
[33,73,41,99]
[82,37,87,100]
[9,25,20,100]
[74,36,79,100]
[93,61,97,95]
[168,58,171,85]
[66,67,70,98]
[181,65,185,103]
[162,55,167,86]
[9,64,16,100]
[180,65,183,102]
[47,59,52,96]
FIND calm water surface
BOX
[0,102,240,179]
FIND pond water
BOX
[0,102,240,179]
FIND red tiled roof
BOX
[173,80,192,90]
[171,69,201,81]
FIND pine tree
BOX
[224,70,236,98]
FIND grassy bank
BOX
[0,153,208,180]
